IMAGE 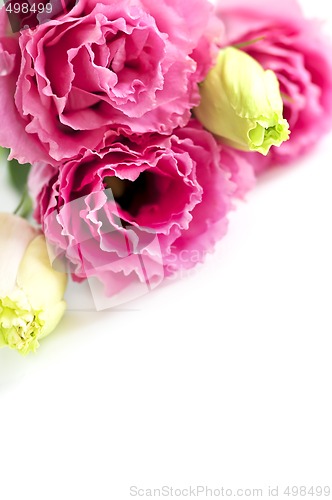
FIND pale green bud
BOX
[0,214,67,355]
[194,47,290,155]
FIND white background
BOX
[1,2,332,499]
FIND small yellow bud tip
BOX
[0,290,44,355]
[248,119,290,156]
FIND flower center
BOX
[104,172,157,217]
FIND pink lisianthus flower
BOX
[0,0,222,166]
[0,8,51,164]
[217,0,332,172]
[29,120,252,298]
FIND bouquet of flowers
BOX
[0,0,331,354]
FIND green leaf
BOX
[13,188,33,219]
[7,157,31,193]
[0,147,9,161]
[233,36,265,49]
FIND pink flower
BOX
[0,8,51,164]
[0,0,221,166]
[217,0,332,171]
[29,120,251,298]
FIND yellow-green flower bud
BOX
[0,213,67,355]
[194,47,290,155]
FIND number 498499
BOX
[284,486,331,496]
[5,3,53,15]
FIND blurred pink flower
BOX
[217,0,332,171]
[0,0,221,166]
[29,120,252,297]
